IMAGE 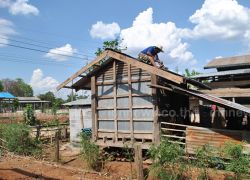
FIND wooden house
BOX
[57,50,250,152]
[193,55,250,130]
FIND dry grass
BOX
[0,111,69,124]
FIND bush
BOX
[80,132,99,169]
[194,144,217,180]
[23,104,37,125]
[0,123,41,156]
[148,139,185,180]
[222,141,250,179]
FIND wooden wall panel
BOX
[95,60,155,147]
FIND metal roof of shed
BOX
[192,68,250,79]
[0,92,15,99]
[16,97,49,103]
[63,97,91,106]
[17,97,40,101]
[151,84,250,114]
[205,55,250,69]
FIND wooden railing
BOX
[160,122,188,145]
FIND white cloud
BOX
[0,18,16,46]
[119,8,196,65]
[183,0,250,40]
[0,0,11,7]
[0,0,39,16]
[30,69,59,95]
[90,21,120,39]
[215,56,223,59]
[45,44,77,61]
[30,70,90,99]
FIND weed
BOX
[80,132,99,170]
[0,123,41,156]
[148,139,185,180]
[123,145,134,179]
[23,104,37,126]
[222,141,250,179]
[194,144,218,180]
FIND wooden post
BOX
[0,130,2,147]
[55,131,60,162]
[151,75,160,144]
[113,61,118,141]
[80,109,84,129]
[91,76,97,141]
[65,127,68,139]
[128,64,134,141]
[134,144,143,180]
[36,125,41,140]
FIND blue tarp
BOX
[0,92,16,99]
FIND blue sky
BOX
[1,0,250,97]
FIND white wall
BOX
[69,106,92,143]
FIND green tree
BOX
[184,68,201,77]
[66,93,88,103]
[39,91,65,108]
[0,81,3,91]
[95,39,124,56]
[66,93,78,102]
[51,98,64,115]
[38,91,56,104]
[1,78,33,97]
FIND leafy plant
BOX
[80,132,99,169]
[0,123,41,156]
[23,104,36,125]
[13,98,19,111]
[194,144,215,179]
[222,141,250,179]
[123,145,134,179]
[95,39,125,56]
[148,139,185,180]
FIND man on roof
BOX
[138,45,165,69]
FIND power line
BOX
[14,35,97,57]
[0,35,96,58]
[0,54,77,66]
[16,26,91,43]
[0,56,77,68]
[0,42,90,61]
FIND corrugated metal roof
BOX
[17,97,41,101]
[170,85,250,114]
[0,92,15,99]
[205,54,250,69]
[192,68,250,79]
[63,97,91,106]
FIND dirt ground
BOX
[0,154,234,180]
[0,143,139,180]
[0,142,236,180]
[0,155,139,180]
